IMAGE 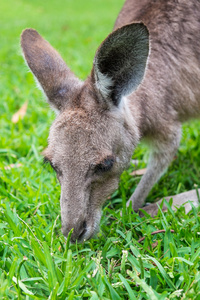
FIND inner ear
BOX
[92,23,149,106]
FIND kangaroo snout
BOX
[62,219,88,243]
[62,212,101,243]
[60,193,101,243]
[60,198,89,243]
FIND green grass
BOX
[0,0,200,299]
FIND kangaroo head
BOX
[21,24,149,242]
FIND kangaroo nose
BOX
[77,220,87,241]
[62,220,88,243]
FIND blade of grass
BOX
[119,274,137,299]
[146,255,176,290]
[127,270,159,300]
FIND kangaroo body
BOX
[21,0,200,242]
[115,0,200,210]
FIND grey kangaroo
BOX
[21,0,200,242]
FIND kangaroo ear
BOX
[92,23,149,106]
[21,29,82,111]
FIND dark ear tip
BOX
[135,22,149,36]
[21,28,41,46]
[121,22,149,37]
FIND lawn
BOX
[0,0,200,299]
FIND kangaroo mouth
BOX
[69,209,102,243]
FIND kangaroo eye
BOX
[95,156,115,173]
[43,157,55,170]
[43,157,62,176]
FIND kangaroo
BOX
[21,0,200,242]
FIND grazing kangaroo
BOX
[21,0,200,242]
